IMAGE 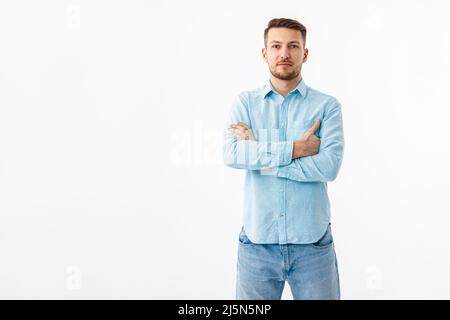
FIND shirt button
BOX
[279,188,283,192]
[280,212,284,217]
[281,122,285,127]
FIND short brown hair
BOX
[264,18,307,48]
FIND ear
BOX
[303,48,309,63]
[262,47,268,63]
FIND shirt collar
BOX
[262,78,307,99]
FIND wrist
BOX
[292,140,304,159]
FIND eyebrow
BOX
[269,41,301,44]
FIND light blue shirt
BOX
[223,78,344,244]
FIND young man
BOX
[223,18,344,300]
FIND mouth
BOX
[277,63,292,66]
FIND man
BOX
[223,18,344,300]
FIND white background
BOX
[1,0,450,299]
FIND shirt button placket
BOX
[277,97,288,244]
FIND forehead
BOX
[267,27,303,44]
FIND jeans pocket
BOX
[238,227,252,245]
[311,223,333,249]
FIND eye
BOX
[272,45,280,49]
[291,45,299,48]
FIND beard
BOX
[269,64,301,81]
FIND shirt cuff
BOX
[275,165,288,178]
[278,140,294,166]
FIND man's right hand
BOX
[292,120,321,159]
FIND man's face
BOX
[262,27,308,81]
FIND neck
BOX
[270,75,302,97]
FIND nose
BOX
[280,49,290,60]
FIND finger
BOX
[228,126,243,134]
[228,128,249,139]
[229,122,249,129]
[228,127,247,134]
[303,120,321,139]
[228,125,255,140]
[236,122,250,128]
[246,129,255,140]
[233,124,249,132]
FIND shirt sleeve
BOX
[223,93,294,170]
[273,98,344,182]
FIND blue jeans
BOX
[236,223,340,300]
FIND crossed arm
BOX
[222,95,344,182]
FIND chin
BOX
[276,73,297,81]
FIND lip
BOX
[277,63,292,66]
